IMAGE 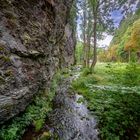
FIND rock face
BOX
[0,0,75,124]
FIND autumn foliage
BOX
[99,12,140,62]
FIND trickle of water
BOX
[48,79,99,140]
[22,67,99,140]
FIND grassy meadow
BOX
[72,63,140,140]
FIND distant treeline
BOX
[98,8,140,63]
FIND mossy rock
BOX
[7,19,18,29]
[39,131,52,140]
[0,56,11,68]
[22,32,32,44]
[34,119,44,132]
[4,69,13,77]
[0,46,4,51]
[0,44,7,53]
[0,55,10,62]
[0,76,5,84]
[4,10,17,19]
[77,97,84,104]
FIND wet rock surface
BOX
[0,0,75,124]
[47,78,99,140]
[22,70,99,140]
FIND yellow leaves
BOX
[98,44,118,62]
[124,40,135,51]
[106,45,118,61]
[131,19,140,48]
[124,19,140,52]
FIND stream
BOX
[23,69,99,140]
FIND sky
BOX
[77,1,139,48]
[98,10,124,48]
[99,2,138,48]
[98,34,113,48]
[77,9,123,48]
[111,10,123,27]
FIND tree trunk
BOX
[86,37,91,67]
[137,51,140,63]
[128,49,131,63]
[83,5,87,67]
[91,11,97,69]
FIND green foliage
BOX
[75,41,93,64]
[75,42,84,64]
[72,63,140,139]
[72,74,97,90]
[84,88,140,140]
[70,0,77,32]
[105,63,126,84]
[106,63,140,86]
[123,63,140,86]
[0,93,51,140]
[107,8,140,62]
[81,68,92,76]
[34,119,45,132]
[0,72,62,140]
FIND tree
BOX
[108,6,140,62]
[85,4,93,67]
[79,0,93,67]
[79,0,88,67]
[125,19,140,62]
[88,0,114,68]
[88,0,138,68]
[131,19,140,50]
[85,15,93,67]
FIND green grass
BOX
[72,62,140,140]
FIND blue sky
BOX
[111,10,123,27]
[98,10,123,47]
[77,1,139,47]
[77,9,124,47]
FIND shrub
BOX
[90,90,140,139]
[72,75,98,90]
[105,63,140,86]
[81,68,92,76]
[122,63,140,86]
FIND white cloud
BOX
[98,34,113,48]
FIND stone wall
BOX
[0,0,75,124]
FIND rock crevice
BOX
[0,0,75,124]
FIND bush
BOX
[122,63,140,86]
[72,75,98,90]
[106,63,140,86]
[81,68,92,76]
[90,90,140,140]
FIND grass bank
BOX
[72,63,140,140]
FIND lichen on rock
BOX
[0,0,75,124]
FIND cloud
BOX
[98,34,113,48]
